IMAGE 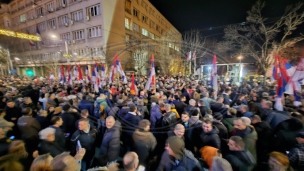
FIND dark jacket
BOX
[157,149,202,171]
[38,140,64,157]
[232,126,258,160]
[99,121,121,163]
[60,111,77,134]
[265,111,290,129]
[123,112,142,136]
[225,150,256,171]
[0,138,11,156]
[70,126,97,161]
[162,112,177,131]
[35,116,49,129]
[222,115,236,135]
[150,104,163,129]
[17,115,41,140]
[212,120,228,140]
[198,126,221,149]
[174,101,187,116]
[117,107,130,121]
[49,125,66,150]
[78,100,94,116]
[222,93,231,105]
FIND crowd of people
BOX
[0,75,304,171]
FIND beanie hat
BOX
[166,136,185,160]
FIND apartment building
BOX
[0,0,181,75]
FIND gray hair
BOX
[189,99,196,106]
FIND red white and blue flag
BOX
[109,64,115,83]
[60,65,66,83]
[145,54,156,90]
[210,54,218,93]
[78,65,83,83]
[85,65,90,83]
[27,28,35,46]
[67,65,72,85]
[91,67,99,92]
[49,71,55,80]
[36,25,44,45]
[73,66,78,81]
[114,55,128,83]
[94,62,101,88]
[101,63,106,85]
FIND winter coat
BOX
[99,121,121,163]
[212,120,228,140]
[136,105,150,119]
[0,138,11,156]
[199,126,221,149]
[132,129,157,165]
[288,143,304,171]
[123,112,142,136]
[70,126,97,161]
[162,112,177,131]
[265,110,290,129]
[117,107,130,121]
[38,140,64,157]
[105,106,120,117]
[60,111,77,134]
[150,104,163,129]
[157,149,202,171]
[252,121,273,156]
[49,125,66,150]
[232,126,258,160]
[222,93,231,105]
[17,115,41,140]
[174,101,187,116]
[222,115,236,135]
[225,150,256,171]
[78,99,94,116]
[35,116,49,129]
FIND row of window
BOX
[60,26,102,40]
[125,18,164,38]
[12,4,100,25]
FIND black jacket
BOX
[198,126,221,149]
[0,138,11,156]
[60,111,77,134]
[99,122,121,163]
[225,150,256,171]
[162,112,177,131]
[38,140,64,157]
[49,125,66,150]
[35,116,49,129]
[174,101,187,116]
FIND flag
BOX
[130,74,137,95]
[109,64,115,83]
[94,62,101,87]
[145,54,156,90]
[36,25,44,45]
[273,55,290,111]
[210,54,218,92]
[114,54,128,83]
[193,51,196,60]
[60,65,66,83]
[67,65,72,85]
[187,51,191,60]
[78,65,83,83]
[91,67,98,92]
[27,29,35,46]
[73,66,78,81]
[49,71,55,80]
[101,63,106,85]
[85,65,90,83]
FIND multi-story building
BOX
[0,0,181,76]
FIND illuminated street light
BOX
[51,34,57,38]
[14,57,20,61]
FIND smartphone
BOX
[65,133,70,138]
[137,165,145,171]
[9,136,15,140]
[77,140,82,150]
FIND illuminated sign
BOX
[0,28,41,41]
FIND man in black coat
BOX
[38,127,64,157]
[222,88,232,105]
[196,119,221,149]
[174,95,187,115]
[71,118,97,171]
[60,104,77,134]
[5,100,22,138]
[99,116,121,166]
[49,116,66,150]
[78,96,94,116]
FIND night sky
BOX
[150,0,304,35]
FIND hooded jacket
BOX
[133,129,157,150]
[225,150,256,171]
[222,115,236,135]
[233,126,258,160]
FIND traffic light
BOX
[25,69,34,77]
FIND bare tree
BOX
[217,0,304,76]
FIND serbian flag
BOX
[109,64,115,83]
[273,55,290,111]
[130,74,137,95]
[187,51,191,60]
[145,54,156,90]
[210,54,218,93]
[73,66,78,81]
[78,65,83,83]
[85,65,90,83]
[92,67,98,92]
[101,63,106,85]
[36,25,44,45]
[67,65,73,85]
[114,55,128,83]
[60,65,66,83]
[193,51,196,60]
[94,62,101,87]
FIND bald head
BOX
[123,152,139,171]
[174,124,185,138]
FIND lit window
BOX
[125,18,131,29]
[142,28,148,36]
[149,32,154,39]
[20,14,26,22]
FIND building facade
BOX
[0,0,181,76]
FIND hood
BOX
[199,146,219,168]
[133,129,153,138]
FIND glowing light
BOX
[51,35,57,38]
[240,64,243,78]
[0,28,41,41]
[14,57,20,60]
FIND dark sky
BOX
[149,0,304,35]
